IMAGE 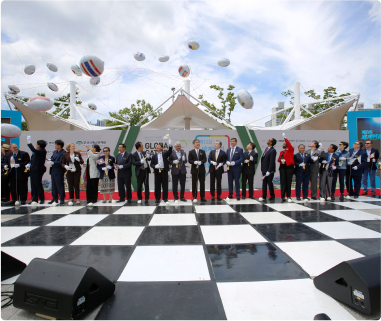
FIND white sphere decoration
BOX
[31,201,38,206]
[79,55,105,77]
[236,90,254,109]
[28,96,54,112]
[1,123,22,139]
[52,201,57,207]
[24,64,36,75]
[90,77,100,86]
[134,52,145,61]
[178,65,190,78]
[15,201,20,206]
[218,58,230,67]
[71,64,83,76]
[47,82,58,92]
[88,103,97,110]
[188,40,200,50]
[158,55,169,62]
[46,63,58,72]
[68,201,74,206]
[8,85,20,94]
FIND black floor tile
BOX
[70,206,122,214]
[229,204,275,213]
[252,223,332,242]
[155,206,195,214]
[96,281,226,320]
[123,200,157,206]
[301,203,352,211]
[138,226,202,245]
[197,213,249,225]
[96,214,152,226]
[337,238,381,256]
[1,214,67,226]
[279,211,345,222]
[2,226,92,246]
[351,220,381,233]
[48,245,134,282]
[1,206,46,215]
[207,243,309,281]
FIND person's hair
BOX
[298,144,305,148]
[340,141,348,149]
[37,140,46,149]
[249,142,256,150]
[330,144,338,152]
[175,141,182,146]
[157,143,164,148]
[103,147,110,152]
[55,139,64,148]
[135,141,142,150]
[93,144,101,152]
[271,138,277,146]
[231,138,237,142]
[312,140,320,148]
[66,142,75,151]
[192,139,200,145]
[119,143,126,148]
[356,141,363,149]
[215,140,222,147]
[365,140,373,145]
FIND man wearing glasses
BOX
[361,140,379,197]
[331,141,350,201]
[346,141,367,199]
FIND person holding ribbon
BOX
[61,143,84,205]
[242,142,258,200]
[188,139,207,203]
[319,144,338,201]
[278,133,294,202]
[169,141,188,203]
[259,138,277,201]
[361,140,379,197]
[294,144,313,201]
[346,141,367,199]
[115,143,133,203]
[132,141,151,204]
[307,140,325,200]
[85,144,101,206]
[225,138,244,201]
[331,141,350,201]
[47,140,66,205]
[97,147,115,203]
[208,140,227,201]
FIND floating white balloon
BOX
[88,103,97,110]
[71,64,83,76]
[24,64,36,75]
[178,65,190,78]
[237,90,254,109]
[158,55,169,62]
[47,82,58,92]
[218,58,230,67]
[134,52,145,61]
[90,77,100,86]
[79,55,105,77]
[8,85,20,94]
[1,123,22,139]
[28,96,54,112]
[46,63,58,72]
[188,40,200,50]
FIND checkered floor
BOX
[2,196,381,320]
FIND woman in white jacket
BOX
[85,144,101,206]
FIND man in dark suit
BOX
[294,144,313,201]
[208,140,227,200]
[168,141,187,203]
[1,144,11,203]
[150,139,173,204]
[307,140,325,200]
[115,143,133,203]
[242,142,258,199]
[259,138,277,201]
[226,138,244,200]
[188,139,207,203]
[346,141,367,199]
[47,140,66,205]
[362,140,380,197]
[2,143,30,205]
[26,135,47,204]
[132,141,151,204]
[319,144,338,201]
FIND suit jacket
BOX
[319,152,338,176]
[226,146,244,173]
[50,149,66,176]
[333,149,350,169]
[347,148,367,177]
[27,143,47,172]
[168,150,187,175]
[97,155,116,180]
[4,150,30,180]
[188,149,207,174]
[61,151,84,173]
[242,150,258,174]
[132,151,152,177]
[150,146,173,173]
[307,148,325,174]
[115,151,133,178]
[260,146,277,174]
[294,152,313,176]
[278,139,295,167]
[364,148,380,170]
[208,149,227,174]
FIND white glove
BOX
[210,161,217,166]
[107,165,112,169]
[244,159,249,163]
[155,164,160,169]
[3,165,8,170]
[379,162,381,165]
[182,156,185,161]
[322,160,327,164]
[217,163,223,168]
[173,159,179,164]
[25,163,31,169]
[47,161,54,166]
[74,157,80,162]
[197,161,202,165]
[64,165,70,171]
[339,157,346,161]
[250,156,253,161]
[226,161,231,166]
[27,136,31,144]
[230,161,235,166]
[281,159,286,163]
[168,138,172,145]
[353,166,358,170]
[299,163,305,167]
[265,171,270,176]
[118,164,123,169]
[372,159,376,162]
[312,156,318,161]
[140,158,146,164]
[331,166,337,170]
[14,164,20,168]
[282,133,286,138]
[102,167,107,171]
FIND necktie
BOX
[230,148,234,160]
[301,153,304,161]
[118,153,122,163]
[264,147,269,155]
[196,149,198,159]
[10,155,15,168]
[159,153,163,168]
[328,154,331,162]
[215,150,218,161]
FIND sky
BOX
[1,0,380,127]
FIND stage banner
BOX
[357,117,381,152]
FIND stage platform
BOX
[1,196,381,320]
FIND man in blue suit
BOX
[47,140,66,205]
[346,141,367,199]
[362,140,380,197]
[225,138,244,200]
[294,144,313,201]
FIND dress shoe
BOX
[237,198,241,201]
[117,200,125,203]
[2,200,15,206]
[127,200,132,203]
[371,192,376,197]
[200,198,206,202]
[217,197,223,201]
[48,200,55,204]
[296,197,301,201]
[20,201,26,205]
[164,199,168,203]
[269,197,275,201]
[155,200,160,204]
[311,197,317,200]
[250,197,255,200]
[145,200,149,204]
[331,196,335,201]
[339,194,344,201]
[281,199,286,203]
[180,198,187,202]
[39,200,45,205]
[354,196,359,199]
[211,197,215,201]
[242,197,246,200]
[361,191,368,195]
[59,201,65,206]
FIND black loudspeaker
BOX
[314,253,380,315]
[13,258,115,319]
[1,251,27,281]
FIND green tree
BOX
[195,85,236,124]
[51,90,82,119]
[106,99,162,130]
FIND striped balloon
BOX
[8,85,20,94]
[79,55,105,77]
[134,52,146,61]
[178,65,190,78]
[47,82,58,92]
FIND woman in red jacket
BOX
[278,133,295,202]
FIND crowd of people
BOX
[1,133,380,206]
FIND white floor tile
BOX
[320,210,381,221]
[70,226,144,245]
[30,206,84,214]
[1,207,13,211]
[159,200,194,206]
[20,203,52,207]
[1,227,38,244]
[293,199,325,203]
[266,203,314,212]
[240,212,297,224]
[149,214,198,226]
[275,240,364,277]
[225,199,261,205]
[195,205,235,214]
[200,225,267,244]
[332,202,381,210]
[304,221,381,239]
[113,206,157,214]
[93,200,126,206]
[118,245,210,281]
[352,196,381,202]
[217,279,355,320]
[46,214,108,226]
